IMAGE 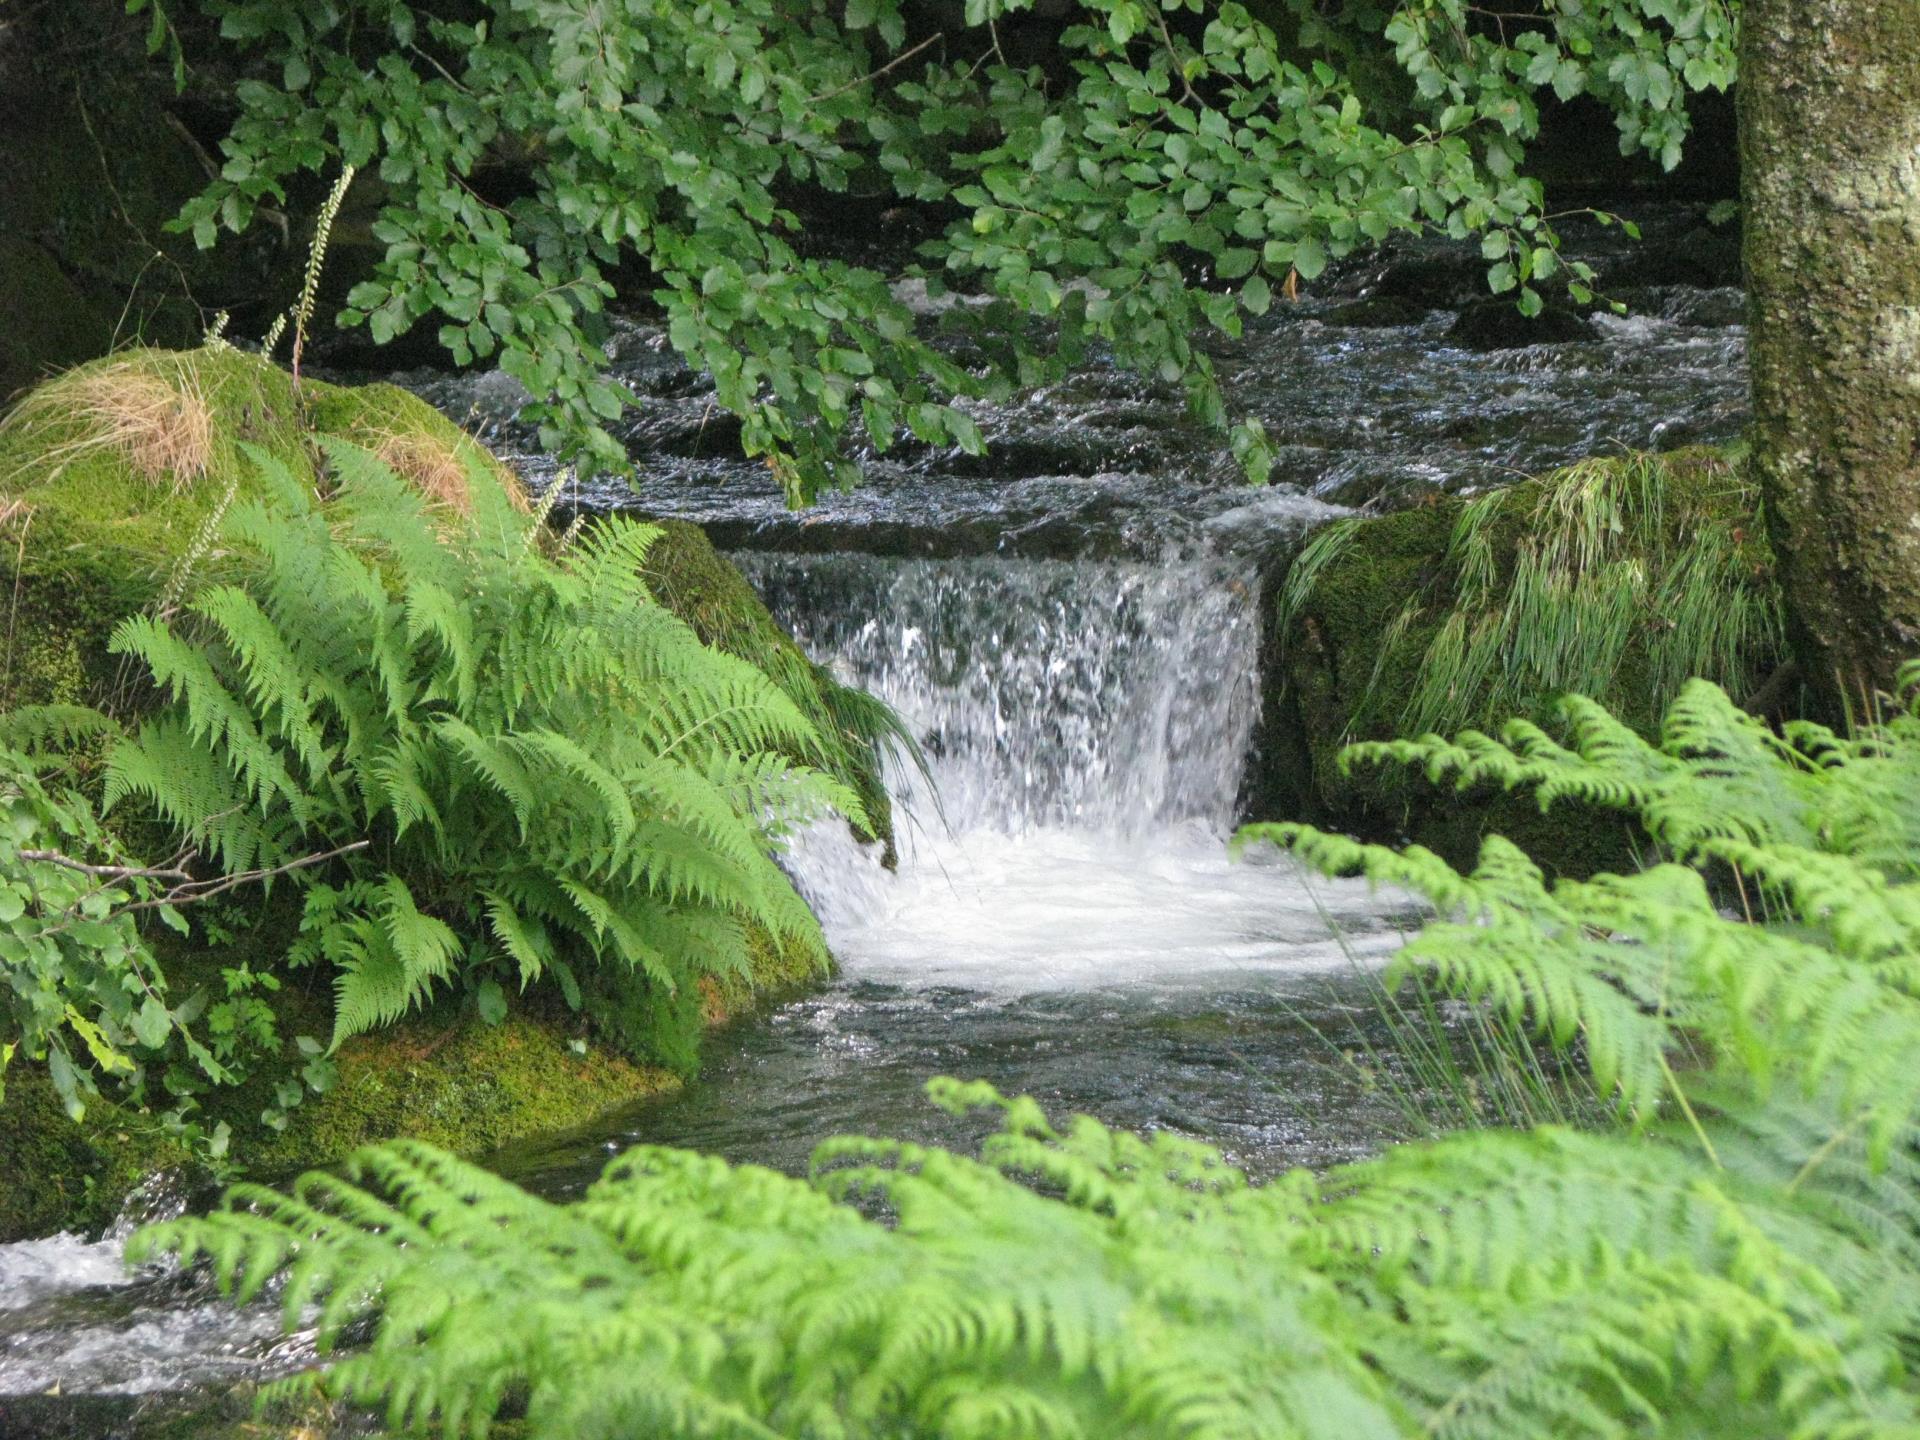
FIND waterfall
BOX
[743,553,1260,837]
[738,552,1408,992]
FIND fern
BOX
[142,673,1920,1436]
[107,439,856,1058]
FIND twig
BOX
[30,839,373,938]
[1155,12,1200,107]
[21,849,194,883]
[806,31,943,107]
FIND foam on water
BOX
[0,1234,128,1313]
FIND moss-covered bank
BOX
[0,1001,672,1242]
[0,346,518,711]
[1251,448,1788,875]
[0,347,880,1241]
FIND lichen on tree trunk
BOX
[1741,0,1920,702]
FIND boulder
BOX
[1249,447,1787,876]
[1446,299,1597,350]
[1323,296,1432,329]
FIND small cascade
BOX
[745,553,1260,838]
[0,1175,310,1400]
[739,552,1410,991]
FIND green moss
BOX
[704,919,832,1023]
[0,1070,195,1242]
[0,993,674,1244]
[229,1008,673,1181]
[1259,447,1785,876]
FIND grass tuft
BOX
[1282,450,1783,743]
[366,427,529,517]
[1,355,215,491]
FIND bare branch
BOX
[27,839,373,939]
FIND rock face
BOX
[0,348,887,1240]
[1250,448,1788,875]
[0,5,296,402]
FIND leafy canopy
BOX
[143,661,1920,1440]
[135,0,1735,493]
[107,440,860,1065]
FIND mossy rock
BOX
[1252,447,1786,876]
[0,347,870,1240]
[0,345,515,710]
[0,1002,670,1243]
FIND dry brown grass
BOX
[1,357,215,489]
[368,428,530,516]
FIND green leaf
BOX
[476,978,508,1026]
[133,997,173,1050]
[1293,237,1328,283]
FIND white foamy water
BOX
[796,821,1409,989]
[0,1164,311,1398]
[745,552,1419,990]
[0,1233,129,1312]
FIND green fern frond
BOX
[327,875,462,1049]
[103,440,867,1065]
[141,662,1920,1440]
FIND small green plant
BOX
[1295,962,1602,1138]
[144,667,1920,1438]
[106,439,862,1062]
[288,165,355,387]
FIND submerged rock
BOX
[1323,295,1433,329]
[1446,298,1597,350]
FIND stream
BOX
[0,205,1750,1430]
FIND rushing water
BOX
[0,204,1749,1424]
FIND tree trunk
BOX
[1741,0,1920,705]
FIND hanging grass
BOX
[1,354,216,492]
[1278,449,1784,747]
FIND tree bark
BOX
[1741,0,1920,705]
